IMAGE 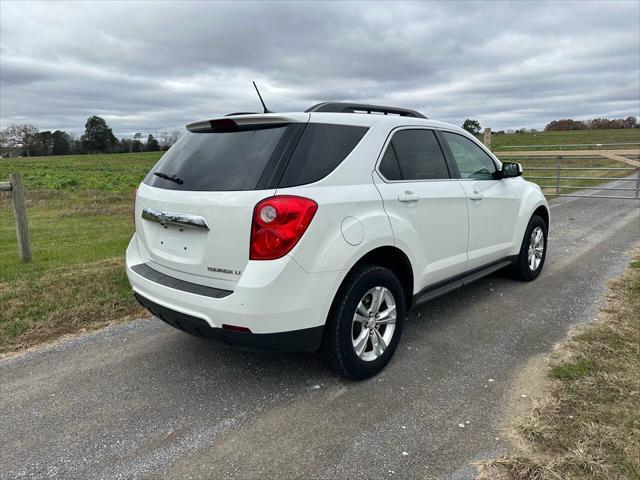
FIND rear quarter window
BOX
[278,124,368,187]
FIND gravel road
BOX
[1,182,638,480]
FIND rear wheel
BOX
[321,265,405,380]
[513,215,547,281]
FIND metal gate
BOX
[495,144,640,200]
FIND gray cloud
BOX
[1,0,638,137]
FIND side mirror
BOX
[500,162,523,178]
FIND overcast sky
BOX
[1,1,639,137]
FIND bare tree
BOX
[0,124,40,156]
[158,130,181,150]
[0,129,9,157]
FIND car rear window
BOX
[278,124,368,187]
[143,125,291,191]
[143,122,368,191]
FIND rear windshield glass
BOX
[143,122,368,191]
[279,124,368,187]
[143,125,290,191]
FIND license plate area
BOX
[149,223,207,261]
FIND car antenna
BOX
[253,81,273,114]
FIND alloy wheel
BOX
[352,286,397,362]
[527,226,544,271]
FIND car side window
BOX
[441,131,497,180]
[378,129,450,181]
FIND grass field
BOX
[0,151,161,193]
[499,156,639,196]
[0,153,162,353]
[492,128,639,196]
[479,248,640,479]
[489,128,640,150]
[0,129,639,354]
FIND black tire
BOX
[321,265,405,380]
[513,215,548,281]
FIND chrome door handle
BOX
[469,191,483,201]
[398,191,419,203]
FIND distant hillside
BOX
[487,129,640,150]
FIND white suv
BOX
[126,102,549,379]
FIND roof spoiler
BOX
[186,114,307,133]
[306,102,427,119]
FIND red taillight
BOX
[250,195,318,260]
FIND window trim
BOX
[436,128,503,181]
[258,123,307,190]
[374,127,457,184]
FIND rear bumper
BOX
[135,293,324,352]
[126,234,343,346]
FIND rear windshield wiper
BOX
[154,171,184,185]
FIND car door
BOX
[439,130,519,269]
[373,128,469,291]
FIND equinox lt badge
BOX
[208,266,241,276]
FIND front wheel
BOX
[321,265,405,380]
[513,215,548,281]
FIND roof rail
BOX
[305,102,427,119]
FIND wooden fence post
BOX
[1,174,32,262]
[483,128,492,149]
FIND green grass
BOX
[490,129,640,196]
[1,191,134,281]
[503,156,639,196]
[0,189,145,353]
[0,151,163,353]
[488,128,640,150]
[550,358,593,381]
[0,151,161,193]
[0,130,638,354]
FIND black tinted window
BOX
[144,126,290,191]
[441,132,497,180]
[379,147,402,180]
[378,129,449,181]
[279,124,368,187]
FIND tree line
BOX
[544,116,638,131]
[461,119,538,135]
[461,116,638,135]
[0,116,180,157]
[2,114,637,157]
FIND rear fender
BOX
[279,184,394,273]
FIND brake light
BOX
[209,118,238,132]
[250,196,318,260]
